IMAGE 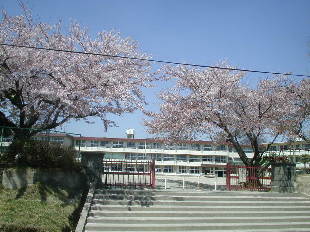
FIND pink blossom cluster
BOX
[145,64,309,165]
[0,10,152,132]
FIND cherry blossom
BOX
[0,9,152,140]
[145,64,309,166]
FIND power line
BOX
[1,42,309,78]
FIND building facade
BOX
[1,132,309,177]
[73,136,309,177]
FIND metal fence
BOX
[226,164,272,191]
[102,159,156,188]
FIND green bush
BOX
[8,140,81,171]
[0,223,45,232]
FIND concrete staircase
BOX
[84,188,310,232]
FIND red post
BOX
[226,163,231,191]
[151,159,156,188]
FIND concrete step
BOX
[85,230,310,232]
[92,199,310,207]
[88,210,310,218]
[93,193,310,202]
[87,216,310,224]
[85,222,310,231]
[94,189,305,198]
[86,189,310,232]
[90,204,310,211]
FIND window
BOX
[203,145,212,151]
[215,156,227,163]
[125,166,135,172]
[164,144,175,150]
[112,141,123,148]
[137,154,146,160]
[202,156,213,162]
[176,155,187,162]
[204,167,214,175]
[216,145,226,151]
[269,146,277,151]
[144,154,151,160]
[151,143,162,149]
[100,141,110,147]
[179,143,189,150]
[138,142,146,149]
[163,155,175,161]
[279,145,288,151]
[80,140,86,147]
[36,136,49,142]
[125,153,136,160]
[233,157,242,163]
[126,142,136,148]
[136,165,145,172]
[178,166,187,174]
[244,148,253,153]
[153,154,162,161]
[191,144,201,151]
[91,140,99,147]
[189,156,201,162]
[111,163,122,171]
[144,143,152,149]
[51,137,64,144]
[105,153,125,159]
[303,144,310,151]
[175,144,186,150]
[189,167,199,174]
[3,137,13,142]
[163,166,173,173]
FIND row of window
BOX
[79,139,310,152]
[75,140,229,151]
[2,135,309,152]
[269,144,310,151]
[1,136,65,144]
[106,153,229,163]
[102,164,201,174]
[156,166,200,174]
[102,162,227,175]
[157,166,226,175]
[156,155,228,163]
[33,136,65,144]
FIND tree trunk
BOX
[7,128,31,162]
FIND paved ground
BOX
[101,174,226,191]
[156,175,226,191]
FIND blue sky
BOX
[1,0,310,139]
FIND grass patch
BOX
[0,182,87,232]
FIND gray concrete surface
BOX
[295,175,310,196]
[84,188,310,232]
[2,167,85,189]
[75,181,97,232]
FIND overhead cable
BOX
[1,42,309,78]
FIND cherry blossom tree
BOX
[0,9,152,150]
[145,64,309,166]
[283,78,310,141]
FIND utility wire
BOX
[1,42,309,78]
